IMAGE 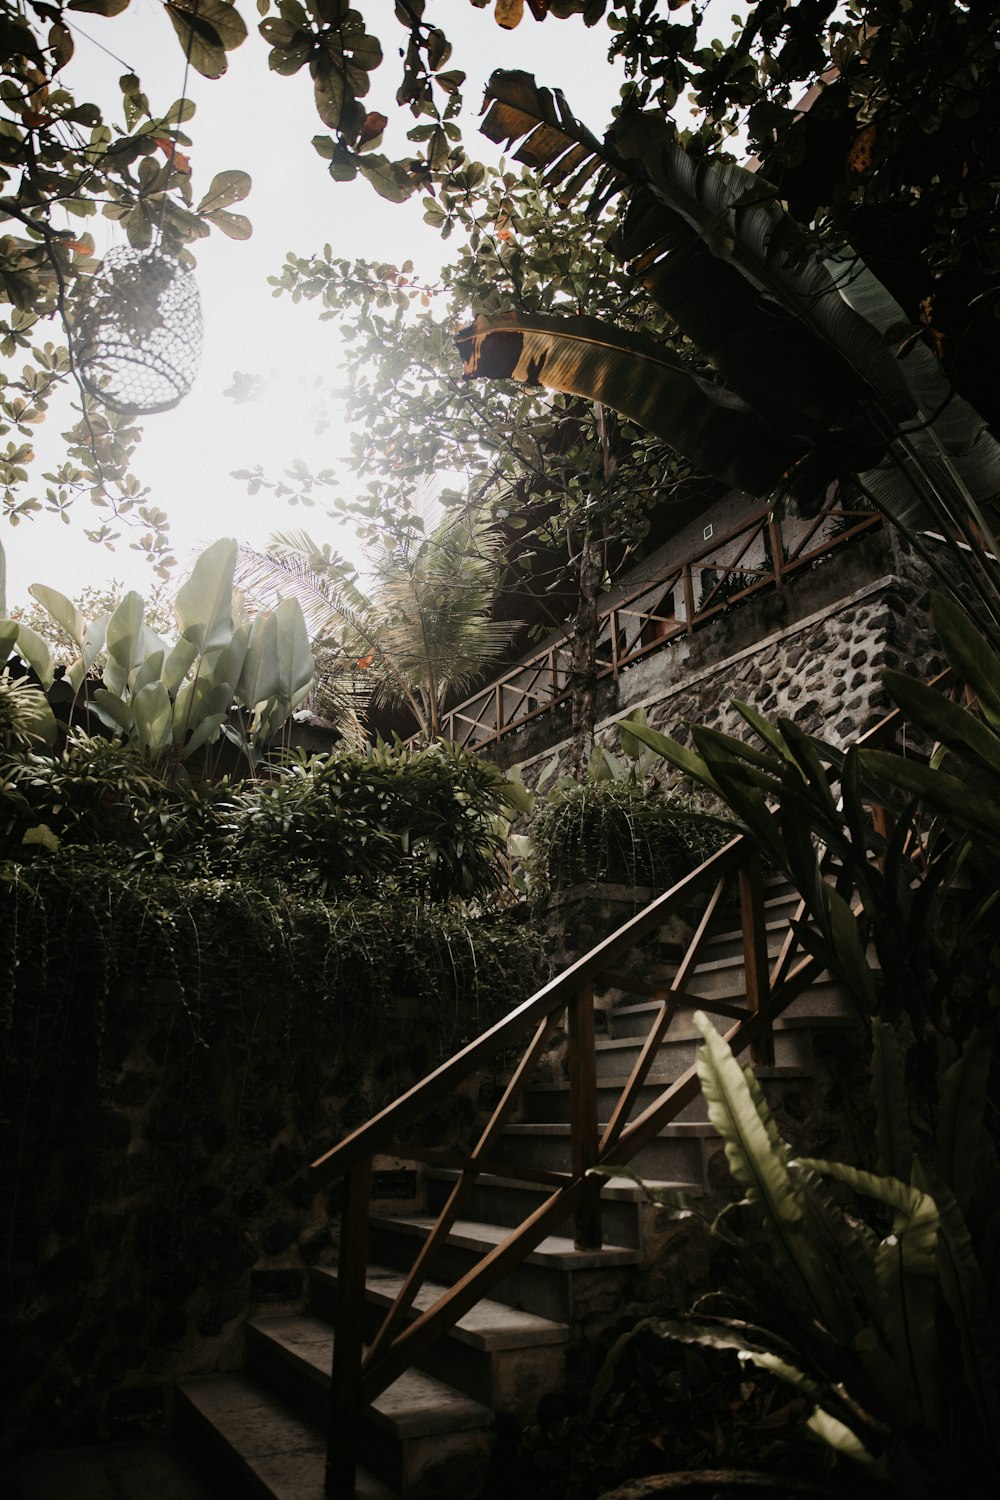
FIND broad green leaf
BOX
[236,609,279,709]
[131,681,173,757]
[175,538,237,653]
[914,1161,1000,1455]
[694,1015,843,1336]
[104,591,146,695]
[882,669,1000,777]
[164,0,246,79]
[132,650,165,696]
[871,1021,913,1183]
[0,620,19,659]
[28,583,85,653]
[936,1033,993,1210]
[806,1407,880,1466]
[21,823,61,852]
[800,1156,940,1428]
[273,596,313,703]
[824,886,876,1010]
[861,749,1000,840]
[90,688,133,733]
[11,621,53,688]
[181,708,229,760]
[932,593,1000,730]
[204,621,249,698]
[161,637,199,696]
[196,169,251,215]
[616,717,721,796]
[457,311,797,495]
[618,706,651,762]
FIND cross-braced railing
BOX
[312,674,950,1496]
[431,498,879,751]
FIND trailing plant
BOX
[615,1014,1000,1497]
[522,719,727,903]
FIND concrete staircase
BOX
[175,880,861,1499]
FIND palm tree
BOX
[236,505,515,743]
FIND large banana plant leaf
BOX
[477,70,1000,633]
[456,311,795,495]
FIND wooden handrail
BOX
[320,662,961,1496]
[309,836,746,1182]
[419,500,882,751]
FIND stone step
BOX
[175,1372,396,1500]
[309,1264,567,1418]
[498,1121,711,1184]
[595,1013,854,1082]
[610,976,856,1036]
[368,1214,639,1326]
[241,1315,492,1499]
[521,1066,808,1127]
[422,1168,704,1251]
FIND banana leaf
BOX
[799,1157,941,1431]
[913,1160,1000,1456]
[871,1022,913,1183]
[694,1014,850,1340]
[456,311,794,494]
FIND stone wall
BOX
[2,910,525,1456]
[499,527,947,781]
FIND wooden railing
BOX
[312,674,947,1496]
[432,498,880,751]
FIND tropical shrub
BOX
[0,730,527,903]
[227,739,525,901]
[1,539,314,772]
[625,1015,1000,1497]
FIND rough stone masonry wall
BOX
[2,964,491,1457]
[502,527,947,781]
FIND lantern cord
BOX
[156,0,200,243]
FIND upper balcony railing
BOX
[433,497,880,751]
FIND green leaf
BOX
[196,169,252,215]
[914,1160,1000,1456]
[28,583,85,653]
[104,591,146,696]
[236,609,279,709]
[882,668,1000,776]
[935,1033,993,1210]
[932,593,1000,730]
[90,688,134,733]
[456,311,797,495]
[871,1021,913,1183]
[175,538,237,653]
[11,621,54,689]
[164,0,247,80]
[357,154,413,204]
[861,749,1000,840]
[131,680,173,757]
[694,1014,843,1336]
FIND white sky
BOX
[3,1,736,608]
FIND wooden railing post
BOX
[682,566,695,633]
[739,851,774,1066]
[768,512,784,589]
[568,980,602,1249]
[326,1158,372,1498]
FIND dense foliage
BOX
[0,732,521,901]
[527,775,722,900]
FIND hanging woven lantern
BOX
[74,245,203,415]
